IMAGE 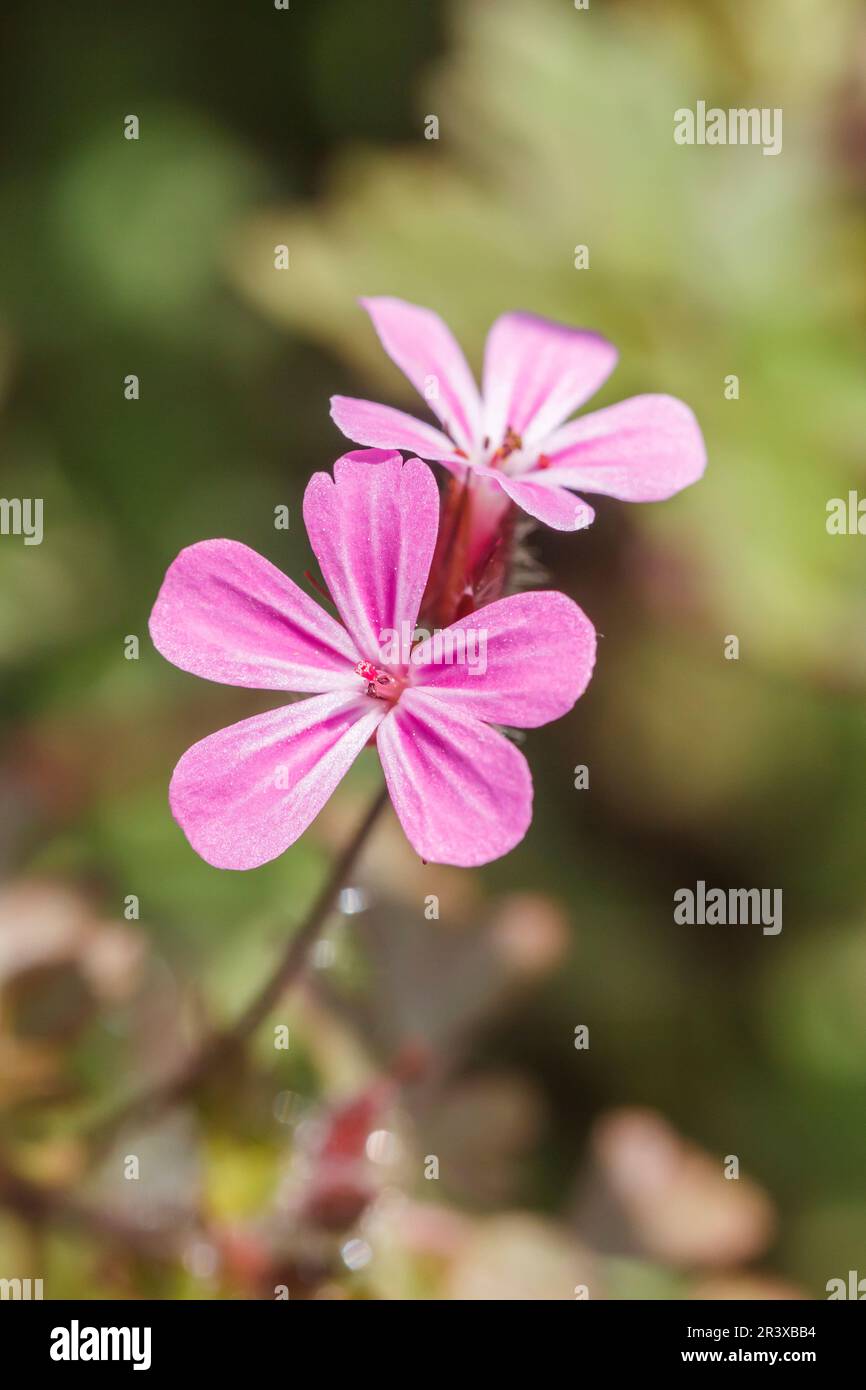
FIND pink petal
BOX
[303,451,440,665]
[360,297,482,452]
[410,591,596,728]
[482,312,618,449]
[376,689,532,867]
[149,539,360,692]
[492,473,596,531]
[539,394,707,500]
[330,396,463,461]
[169,692,385,870]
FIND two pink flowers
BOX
[150,300,706,869]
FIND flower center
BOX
[355,660,403,702]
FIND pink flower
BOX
[149,451,596,870]
[331,298,706,531]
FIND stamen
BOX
[489,425,523,466]
[503,425,523,454]
[354,660,399,700]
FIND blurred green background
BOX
[0,0,865,1299]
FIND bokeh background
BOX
[1,0,865,1299]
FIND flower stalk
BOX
[87,785,390,1146]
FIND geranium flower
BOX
[149,451,596,870]
[331,298,706,531]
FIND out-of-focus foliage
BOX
[0,0,864,1298]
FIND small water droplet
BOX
[365,1129,402,1165]
[338,886,369,915]
[273,1090,302,1125]
[341,1238,372,1271]
[312,938,337,969]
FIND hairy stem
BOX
[87,785,390,1145]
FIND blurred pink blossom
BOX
[331,298,706,532]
